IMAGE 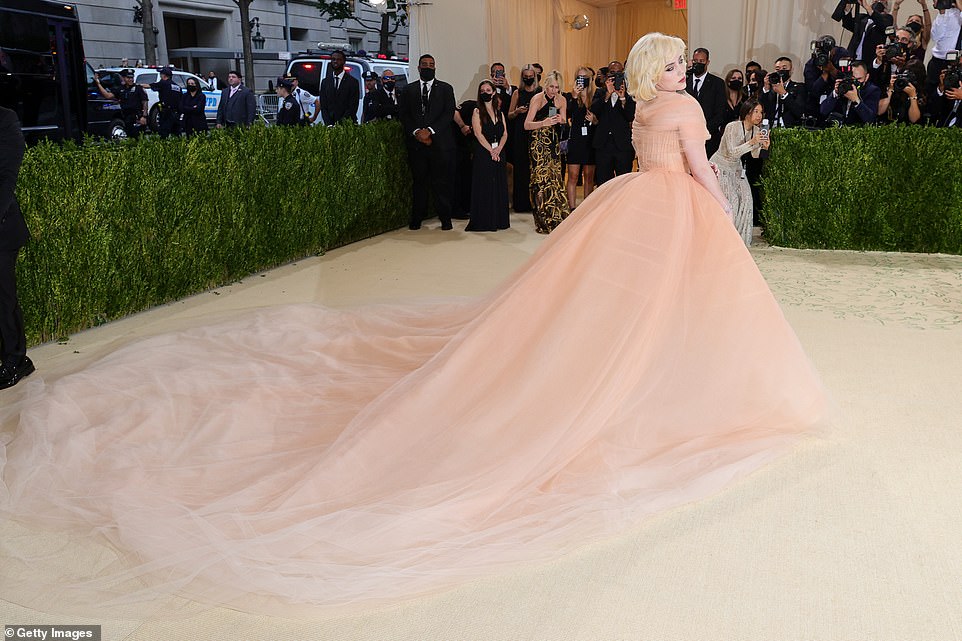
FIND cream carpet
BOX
[2,214,961,640]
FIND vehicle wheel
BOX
[148,105,161,132]
[108,118,128,141]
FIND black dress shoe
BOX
[440,221,453,230]
[0,356,34,390]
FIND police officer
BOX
[362,71,395,123]
[142,67,182,138]
[93,69,148,137]
[275,78,302,126]
[286,73,320,125]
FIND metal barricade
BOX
[256,93,279,125]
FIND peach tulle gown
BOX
[0,90,826,617]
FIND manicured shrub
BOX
[762,126,962,254]
[15,121,412,344]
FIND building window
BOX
[348,36,362,52]
[284,27,309,41]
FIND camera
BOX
[811,36,836,67]
[893,71,913,91]
[835,59,855,95]
[493,70,505,79]
[767,70,791,85]
[884,42,906,61]
[944,51,962,91]
[934,0,956,9]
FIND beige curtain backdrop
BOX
[411,0,851,102]
[691,0,855,80]
[484,0,688,95]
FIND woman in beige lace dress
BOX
[709,100,769,245]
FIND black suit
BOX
[363,87,398,123]
[930,92,962,127]
[832,1,893,62]
[398,78,457,228]
[591,92,636,185]
[319,72,360,125]
[686,72,728,156]
[0,107,29,368]
[216,85,256,127]
[760,81,808,127]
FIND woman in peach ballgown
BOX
[0,33,826,617]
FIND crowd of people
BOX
[86,0,962,245]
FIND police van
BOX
[284,52,409,124]
[95,66,221,133]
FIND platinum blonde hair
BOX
[543,69,563,91]
[626,32,687,102]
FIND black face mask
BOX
[522,76,535,86]
[383,80,395,90]
[906,21,922,34]
[419,67,435,82]
[728,79,744,91]
[480,93,493,103]
[691,62,707,76]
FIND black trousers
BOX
[0,250,26,366]
[595,146,634,185]
[926,56,949,96]
[158,108,180,138]
[407,143,454,228]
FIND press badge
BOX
[492,141,499,148]
[581,126,588,136]
[740,167,747,180]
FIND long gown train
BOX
[0,90,826,618]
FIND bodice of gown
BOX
[479,115,504,144]
[631,90,710,174]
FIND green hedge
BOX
[16,122,412,345]
[761,125,962,254]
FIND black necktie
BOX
[422,82,430,113]
[693,78,701,97]
[334,76,340,92]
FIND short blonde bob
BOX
[542,69,563,91]
[626,32,687,102]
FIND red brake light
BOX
[377,54,387,59]
[302,64,314,70]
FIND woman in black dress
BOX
[180,78,209,136]
[564,66,597,210]
[466,81,509,232]
[722,69,747,126]
[507,65,542,213]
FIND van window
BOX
[371,64,408,90]
[289,61,322,95]
[138,72,159,84]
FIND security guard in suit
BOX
[0,106,34,389]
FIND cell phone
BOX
[575,76,586,90]
[548,106,558,117]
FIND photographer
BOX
[591,62,635,185]
[832,0,895,61]
[820,60,882,124]
[893,0,933,52]
[760,57,808,127]
[877,65,926,122]
[930,63,962,125]
[804,36,853,122]
[869,26,924,87]
[925,0,962,93]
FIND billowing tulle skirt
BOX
[0,169,826,617]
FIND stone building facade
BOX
[71,0,409,90]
